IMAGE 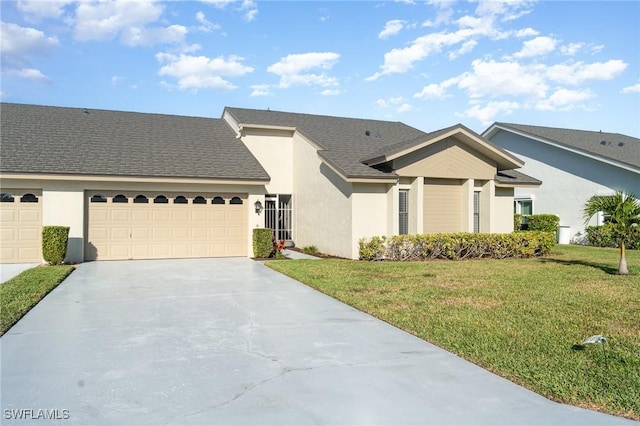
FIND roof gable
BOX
[0,103,270,181]
[225,108,525,180]
[484,122,640,172]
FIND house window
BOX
[514,199,533,216]
[1,193,15,202]
[174,196,188,204]
[399,190,409,235]
[212,196,225,205]
[113,194,128,203]
[265,194,292,241]
[133,195,148,204]
[90,194,107,203]
[154,195,169,204]
[20,193,38,203]
[230,197,243,205]
[473,191,480,233]
[193,196,207,205]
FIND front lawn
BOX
[1,265,75,335]
[267,245,640,420]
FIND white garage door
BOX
[0,190,43,263]
[86,191,248,261]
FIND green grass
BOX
[1,265,74,335]
[267,245,640,420]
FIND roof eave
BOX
[0,171,271,185]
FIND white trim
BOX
[0,173,268,186]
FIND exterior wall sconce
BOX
[254,200,263,215]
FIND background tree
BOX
[583,191,640,275]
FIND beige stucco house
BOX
[0,103,540,263]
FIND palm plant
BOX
[583,191,640,275]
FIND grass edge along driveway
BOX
[1,265,75,335]
[267,245,640,421]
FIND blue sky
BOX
[2,0,639,136]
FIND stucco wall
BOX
[494,186,515,233]
[240,128,293,194]
[489,131,640,239]
[292,134,354,258]
[352,183,389,259]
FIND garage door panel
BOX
[0,189,42,263]
[110,227,129,239]
[111,210,130,221]
[86,191,248,260]
[19,228,39,240]
[1,210,16,221]
[1,228,15,241]
[19,210,40,222]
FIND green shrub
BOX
[586,224,640,250]
[359,232,555,261]
[358,236,386,260]
[514,214,523,231]
[253,228,274,258]
[303,245,318,255]
[526,214,560,233]
[41,226,70,265]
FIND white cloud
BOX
[379,20,406,39]
[514,27,539,38]
[16,0,73,22]
[0,21,58,82]
[513,36,557,58]
[621,83,640,94]
[73,0,184,46]
[560,42,583,56]
[457,59,548,100]
[156,52,253,91]
[414,77,459,99]
[111,75,122,86]
[195,11,220,33]
[268,52,340,89]
[375,96,412,112]
[369,0,538,79]
[203,0,257,21]
[321,89,342,96]
[462,101,520,125]
[536,88,594,111]
[121,25,187,46]
[0,22,59,65]
[6,67,52,83]
[250,84,273,96]
[546,60,627,85]
[241,0,258,22]
[448,39,477,60]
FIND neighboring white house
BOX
[483,122,640,241]
[0,103,540,263]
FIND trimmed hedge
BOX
[514,214,523,231]
[526,214,560,233]
[253,228,274,258]
[359,232,556,261]
[42,226,70,265]
[585,224,640,250]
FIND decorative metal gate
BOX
[265,194,292,242]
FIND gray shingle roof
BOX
[495,169,542,186]
[0,103,269,181]
[225,107,430,179]
[492,122,640,170]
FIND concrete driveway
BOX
[1,258,635,425]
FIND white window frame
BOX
[399,189,409,235]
